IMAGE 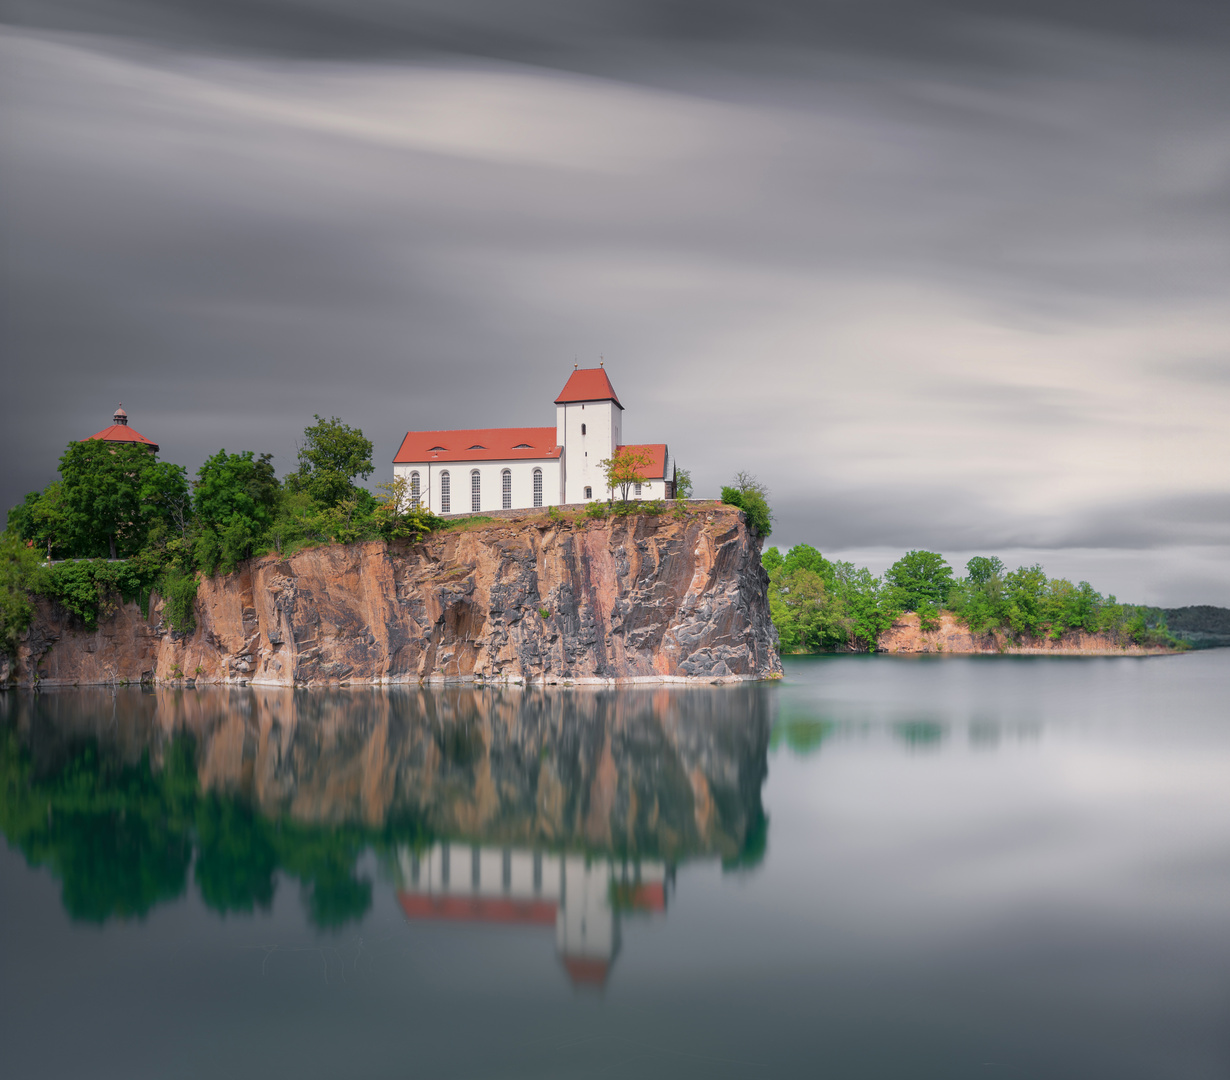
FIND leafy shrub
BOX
[720,473,772,537]
[160,568,198,633]
[585,501,608,519]
[0,533,47,656]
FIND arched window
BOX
[409,471,420,508]
[581,423,586,435]
[584,486,592,500]
[501,469,512,510]
[533,468,543,508]
[634,482,642,498]
[440,471,451,513]
[471,469,481,513]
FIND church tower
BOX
[555,365,623,503]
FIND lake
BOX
[1,652,1227,1079]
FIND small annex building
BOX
[87,404,159,452]
[393,367,671,514]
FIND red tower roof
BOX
[555,367,623,409]
[87,404,159,452]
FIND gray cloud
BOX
[2,2,1227,605]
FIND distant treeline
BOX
[1162,606,1230,649]
[763,545,1181,653]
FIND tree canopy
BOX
[885,549,954,611]
[599,446,655,502]
[289,415,374,508]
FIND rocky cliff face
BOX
[877,611,1176,655]
[8,507,781,688]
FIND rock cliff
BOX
[8,507,782,687]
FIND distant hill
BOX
[1163,606,1230,649]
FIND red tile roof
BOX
[555,367,623,409]
[87,425,159,452]
[393,427,561,464]
[396,892,558,926]
[617,443,668,479]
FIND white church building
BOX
[392,366,672,514]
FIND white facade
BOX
[392,367,669,513]
[393,457,563,515]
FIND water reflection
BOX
[0,684,771,985]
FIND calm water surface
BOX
[1,653,1227,1079]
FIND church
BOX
[392,366,672,514]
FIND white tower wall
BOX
[558,400,621,503]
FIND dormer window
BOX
[428,445,447,451]
[513,443,532,449]
[468,444,486,450]
[581,423,586,435]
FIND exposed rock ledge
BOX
[877,611,1177,655]
[6,507,782,688]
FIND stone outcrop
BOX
[8,507,781,688]
[877,611,1176,655]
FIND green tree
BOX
[193,450,280,574]
[720,472,773,537]
[965,555,1004,585]
[1002,563,1049,636]
[7,483,68,559]
[56,440,187,559]
[833,563,901,651]
[885,549,954,611]
[672,467,693,500]
[599,446,655,502]
[0,532,48,656]
[289,415,374,508]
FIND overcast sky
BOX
[2,1,1227,604]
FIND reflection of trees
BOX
[0,727,400,929]
[1,683,772,925]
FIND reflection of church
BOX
[393,843,671,989]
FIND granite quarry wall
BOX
[6,507,782,687]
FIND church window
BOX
[533,468,543,507]
[581,423,586,435]
[471,470,481,512]
[440,471,451,513]
[409,471,421,508]
[501,469,512,509]
[634,482,642,498]
[584,486,592,500]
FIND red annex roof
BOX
[393,427,561,464]
[555,367,623,409]
[87,425,159,452]
[617,444,668,479]
[397,892,558,927]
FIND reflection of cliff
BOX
[0,685,771,935]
